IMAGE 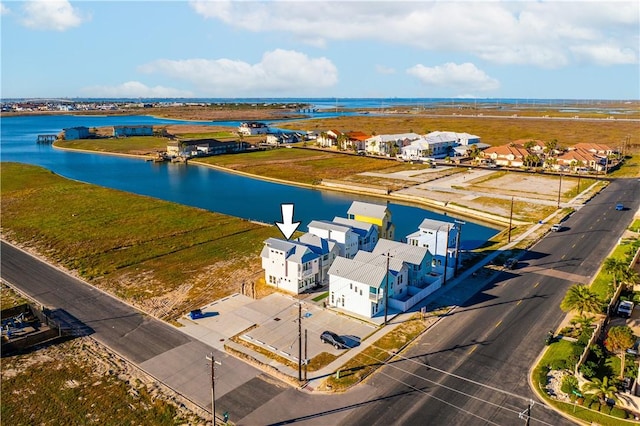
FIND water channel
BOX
[0,114,498,248]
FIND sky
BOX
[1,0,639,100]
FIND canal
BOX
[0,114,499,248]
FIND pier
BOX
[36,135,57,144]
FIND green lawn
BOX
[591,242,638,300]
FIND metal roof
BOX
[328,257,387,288]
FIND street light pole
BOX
[508,196,514,243]
[298,300,302,381]
[454,220,465,276]
[557,173,563,208]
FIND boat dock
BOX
[36,135,57,144]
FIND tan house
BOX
[555,148,606,172]
[481,144,529,167]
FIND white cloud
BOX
[139,49,338,95]
[189,1,639,68]
[375,65,395,75]
[571,44,638,66]
[81,81,193,98]
[407,62,500,92]
[21,0,88,31]
[1,2,10,15]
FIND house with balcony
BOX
[167,139,249,158]
[238,122,269,136]
[328,238,438,319]
[406,219,458,279]
[296,233,340,285]
[365,133,421,156]
[261,238,321,294]
[331,217,378,252]
[307,220,360,259]
[346,201,394,240]
[554,149,606,173]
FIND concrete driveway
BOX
[178,293,376,362]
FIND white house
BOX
[307,220,359,259]
[261,238,321,294]
[406,219,458,279]
[398,131,481,161]
[327,256,393,318]
[365,133,421,156]
[331,217,378,252]
[328,238,440,319]
[316,130,342,148]
[296,233,340,285]
[238,122,269,136]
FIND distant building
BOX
[167,139,249,157]
[63,126,90,140]
[113,125,153,137]
[238,122,269,136]
[365,133,421,156]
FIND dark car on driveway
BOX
[320,331,348,349]
[503,258,518,270]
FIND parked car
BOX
[616,203,624,211]
[550,224,562,232]
[320,331,348,349]
[617,300,634,318]
[503,258,518,270]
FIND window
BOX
[360,289,363,296]
[350,283,353,290]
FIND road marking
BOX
[516,300,523,306]
[561,254,566,260]
[534,282,540,288]
[581,235,585,239]
[495,320,503,328]
[590,226,593,230]
[468,345,477,354]
[572,243,576,248]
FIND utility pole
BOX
[206,353,221,426]
[556,173,563,208]
[304,329,308,381]
[298,300,302,381]
[508,196,514,243]
[443,225,450,285]
[454,220,465,276]
[384,252,391,325]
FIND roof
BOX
[328,257,387,288]
[557,148,600,163]
[371,238,430,266]
[416,219,455,232]
[332,217,376,237]
[347,131,370,141]
[296,233,336,255]
[373,133,421,143]
[347,201,389,220]
[308,220,351,234]
[571,142,614,153]
[483,143,529,158]
[424,131,480,143]
[261,237,318,264]
[354,250,405,272]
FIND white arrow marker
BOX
[275,203,300,240]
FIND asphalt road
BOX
[338,178,639,426]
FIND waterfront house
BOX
[296,233,340,285]
[331,217,379,252]
[265,133,300,146]
[63,126,90,140]
[261,238,321,294]
[238,122,269,136]
[307,220,360,259]
[167,139,249,158]
[398,131,482,161]
[316,130,342,148]
[346,201,394,240]
[345,131,370,152]
[113,125,153,137]
[406,219,458,279]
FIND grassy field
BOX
[194,148,397,185]
[57,135,170,155]
[1,162,281,320]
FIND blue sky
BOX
[1,0,638,99]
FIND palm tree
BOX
[582,376,618,404]
[604,257,632,292]
[604,326,636,379]
[570,314,595,330]
[560,284,604,316]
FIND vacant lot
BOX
[1,162,281,320]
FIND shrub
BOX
[611,407,629,419]
[577,328,593,346]
[561,375,579,394]
[549,359,568,370]
[590,401,601,411]
[560,326,573,336]
[580,361,597,378]
[589,344,604,360]
[582,395,594,407]
[600,404,612,415]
